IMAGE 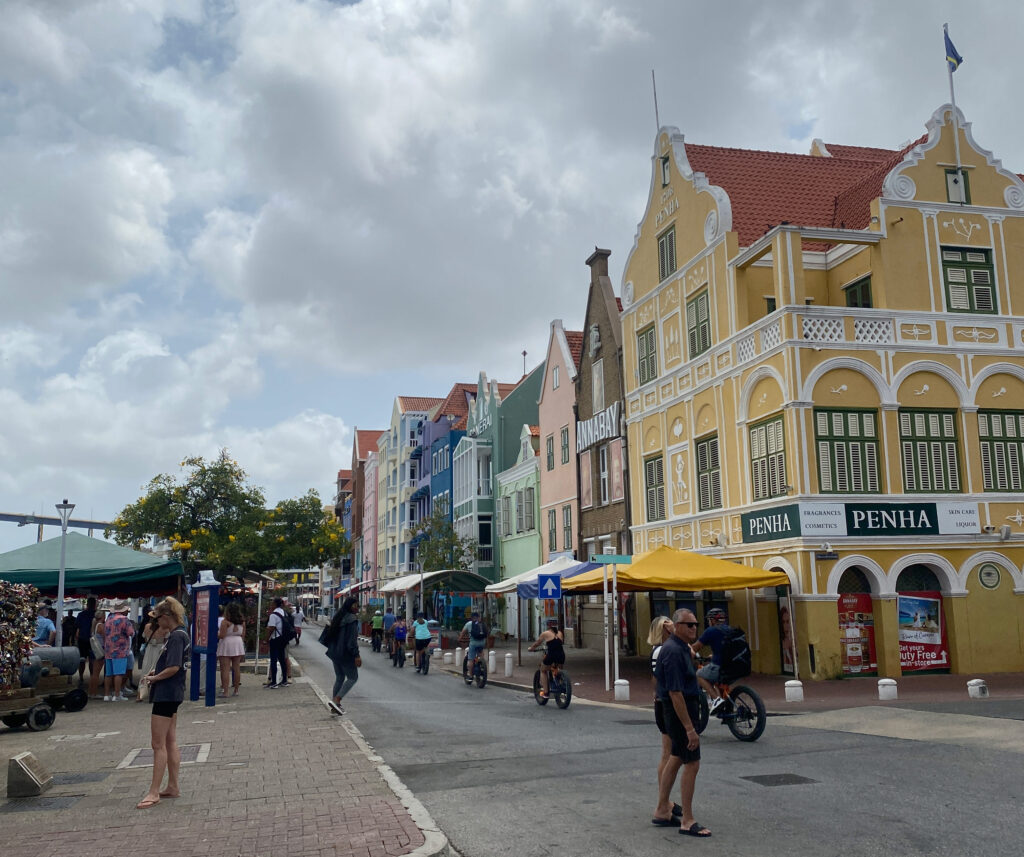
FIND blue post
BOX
[190,571,221,707]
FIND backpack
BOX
[470,620,487,641]
[277,609,296,644]
[720,626,752,681]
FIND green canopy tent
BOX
[0,532,183,597]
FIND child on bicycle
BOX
[528,617,565,699]
[392,617,408,667]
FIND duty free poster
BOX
[897,592,950,672]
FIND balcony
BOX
[401,526,418,542]
[401,485,414,504]
[476,546,493,563]
[386,484,397,498]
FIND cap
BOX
[706,608,726,621]
[374,610,381,615]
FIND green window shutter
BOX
[815,409,880,494]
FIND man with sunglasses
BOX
[652,608,711,838]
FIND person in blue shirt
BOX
[382,607,397,655]
[411,612,431,673]
[691,608,729,714]
[33,607,56,647]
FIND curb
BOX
[298,675,458,857]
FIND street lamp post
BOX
[54,498,75,648]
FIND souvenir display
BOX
[0,582,39,691]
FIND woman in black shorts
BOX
[648,616,682,825]
[136,597,190,809]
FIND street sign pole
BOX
[612,563,620,685]
[602,564,610,691]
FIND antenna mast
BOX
[651,69,660,131]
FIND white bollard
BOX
[614,679,630,701]
[488,650,497,673]
[967,678,989,699]
[784,679,804,702]
[504,652,514,677]
[442,651,453,665]
[455,647,463,666]
[877,678,898,701]
[433,647,442,659]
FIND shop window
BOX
[899,409,961,493]
[837,567,873,594]
[896,565,941,592]
[815,409,880,493]
[978,410,1024,491]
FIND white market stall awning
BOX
[484,555,580,594]
[379,568,491,594]
[333,578,376,599]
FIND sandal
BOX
[680,822,711,838]
[135,797,160,809]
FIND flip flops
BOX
[680,822,712,837]
[135,797,160,809]
[672,803,682,817]
[651,817,681,827]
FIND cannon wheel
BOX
[63,688,89,713]
[26,703,56,732]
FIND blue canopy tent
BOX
[515,561,601,599]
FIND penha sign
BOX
[741,501,979,544]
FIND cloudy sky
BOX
[1,0,1020,552]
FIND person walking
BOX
[217,601,246,696]
[653,608,711,838]
[76,597,97,684]
[292,605,305,644]
[263,597,291,688]
[411,612,431,673]
[648,616,683,826]
[325,596,361,715]
[136,597,190,809]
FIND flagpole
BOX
[944,23,965,205]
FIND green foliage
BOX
[413,498,477,573]
[107,451,349,579]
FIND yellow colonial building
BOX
[621,104,1024,680]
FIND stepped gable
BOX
[565,330,584,370]
[685,143,884,246]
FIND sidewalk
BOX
[429,638,1024,712]
[0,670,451,857]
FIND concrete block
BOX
[442,651,453,665]
[8,751,52,797]
[967,679,989,699]
[504,653,514,677]
[784,679,804,702]
[877,678,898,700]
[614,679,630,701]
[488,650,496,673]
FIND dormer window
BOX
[660,156,671,186]
[945,168,971,204]
[590,324,601,356]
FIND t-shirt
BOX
[151,628,189,704]
[267,608,284,640]
[655,634,698,698]
[293,611,304,627]
[393,623,407,642]
[462,620,487,644]
[412,620,432,641]
[76,609,96,642]
[33,616,55,645]
[697,625,730,666]
[371,615,384,630]
[383,612,396,631]
[103,614,135,659]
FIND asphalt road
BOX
[291,641,1024,857]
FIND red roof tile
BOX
[432,383,476,423]
[814,142,899,163]
[686,144,885,246]
[336,469,352,480]
[565,330,584,370]
[355,429,386,459]
[397,396,444,413]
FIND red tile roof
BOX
[686,144,886,246]
[814,142,898,163]
[565,330,584,370]
[397,396,444,413]
[433,383,476,423]
[528,425,540,436]
[355,429,386,459]
[336,469,352,481]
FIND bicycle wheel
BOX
[476,660,487,689]
[695,692,710,734]
[533,670,548,705]
[554,671,571,709]
[726,685,766,742]
[463,657,473,685]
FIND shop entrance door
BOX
[836,568,877,675]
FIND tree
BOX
[413,498,477,573]
[264,490,349,572]
[107,451,269,576]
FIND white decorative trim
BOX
[956,551,1024,591]
[826,555,887,597]
[889,174,917,200]
[1005,185,1024,210]
[887,552,963,595]
[799,357,891,406]
[762,555,800,595]
[737,365,788,423]
[623,281,634,308]
[704,210,720,245]
[891,359,970,404]
[969,362,1024,403]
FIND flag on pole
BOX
[944,29,963,73]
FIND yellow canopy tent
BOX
[562,545,789,592]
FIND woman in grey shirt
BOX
[136,597,190,809]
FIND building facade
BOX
[621,105,1024,679]
[538,321,583,564]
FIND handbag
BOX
[137,680,150,702]
[318,625,336,647]
[90,635,104,660]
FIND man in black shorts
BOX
[653,608,711,838]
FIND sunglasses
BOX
[678,621,699,628]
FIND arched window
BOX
[838,567,872,594]
[896,564,941,592]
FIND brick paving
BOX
[433,638,1024,711]
[0,670,438,857]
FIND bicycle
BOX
[370,628,383,653]
[693,663,766,742]
[462,652,488,688]
[533,665,571,709]
[391,637,406,668]
[416,642,431,675]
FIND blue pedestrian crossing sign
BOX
[537,573,561,600]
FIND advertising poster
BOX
[194,589,210,650]
[777,594,797,675]
[580,450,593,508]
[898,592,949,671]
[609,438,625,502]
[837,592,877,675]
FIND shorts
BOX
[468,642,486,660]
[542,654,565,667]
[78,640,93,660]
[654,698,667,735]
[415,638,430,651]
[664,695,702,763]
[151,700,181,718]
[105,657,129,677]
[697,662,721,683]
